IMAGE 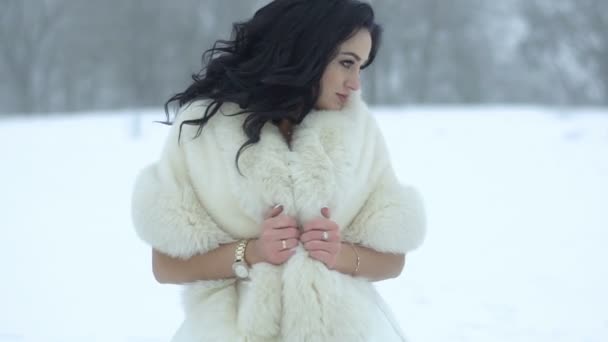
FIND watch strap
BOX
[235,240,248,263]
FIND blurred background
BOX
[1,1,607,342]
[1,0,607,115]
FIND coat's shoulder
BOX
[173,100,244,125]
[166,100,245,145]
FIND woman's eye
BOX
[340,60,354,69]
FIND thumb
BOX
[265,204,284,219]
[321,207,331,219]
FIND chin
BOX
[315,97,343,111]
[316,103,340,111]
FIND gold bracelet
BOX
[350,243,360,275]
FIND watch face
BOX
[234,264,249,278]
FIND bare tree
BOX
[520,0,608,104]
[0,0,69,113]
[371,0,493,104]
[3,0,604,115]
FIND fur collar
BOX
[176,92,381,236]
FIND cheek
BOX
[320,68,342,95]
[316,64,345,109]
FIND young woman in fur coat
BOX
[131,0,426,340]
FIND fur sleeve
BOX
[342,116,426,254]
[130,105,233,259]
[344,170,426,253]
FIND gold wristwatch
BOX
[232,240,250,279]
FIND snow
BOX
[1,106,607,341]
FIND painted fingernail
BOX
[274,204,283,209]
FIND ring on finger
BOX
[322,231,329,241]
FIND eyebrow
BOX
[340,51,368,65]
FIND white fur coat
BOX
[131,93,426,341]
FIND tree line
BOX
[1,0,606,114]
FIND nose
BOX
[345,72,361,91]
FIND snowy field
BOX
[1,106,607,342]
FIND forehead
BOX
[338,29,372,60]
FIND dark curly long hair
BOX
[164,0,382,170]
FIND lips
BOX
[337,94,348,104]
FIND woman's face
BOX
[315,29,372,111]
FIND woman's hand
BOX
[248,205,299,265]
[300,207,341,269]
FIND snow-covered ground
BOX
[1,106,607,341]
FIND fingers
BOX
[273,227,300,240]
[321,207,331,219]
[266,206,331,223]
[264,204,284,220]
[267,206,334,232]
[301,210,340,269]
[255,236,298,265]
[264,205,298,230]
[260,227,299,248]
[266,247,297,265]
[300,229,339,243]
[309,250,332,260]
[302,217,338,232]
[271,215,298,230]
[259,205,341,267]
[302,240,339,254]
[301,221,336,233]
[276,248,297,261]
[278,237,299,250]
[270,238,298,264]
[257,205,301,265]
[308,250,337,268]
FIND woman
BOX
[131,0,426,341]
